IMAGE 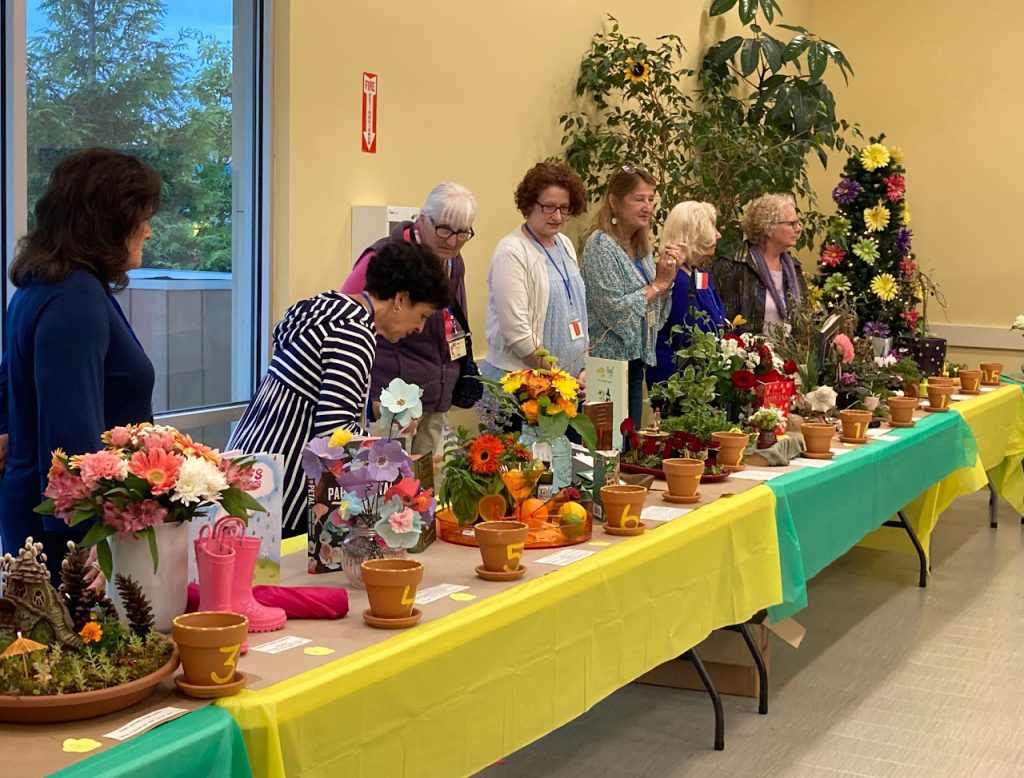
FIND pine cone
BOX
[59,543,91,630]
[76,589,117,631]
[115,574,155,637]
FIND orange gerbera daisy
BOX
[175,432,221,464]
[468,435,505,475]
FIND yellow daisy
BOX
[863,203,890,232]
[901,201,911,226]
[860,143,891,171]
[870,273,899,302]
[500,372,524,394]
[552,374,578,402]
[625,58,651,83]
[889,146,905,164]
[805,284,824,309]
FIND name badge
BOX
[646,306,657,330]
[448,335,467,361]
[569,318,584,341]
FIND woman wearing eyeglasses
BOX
[481,162,589,385]
[342,182,477,458]
[580,166,676,430]
[712,192,808,334]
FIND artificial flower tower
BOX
[817,137,920,340]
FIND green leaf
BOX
[710,36,744,65]
[760,35,784,72]
[139,525,160,573]
[807,42,827,81]
[69,507,98,527]
[758,0,776,23]
[777,23,808,33]
[709,0,739,17]
[80,521,115,549]
[96,538,113,581]
[219,486,267,518]
[738,0,757,25]
[783,34,809,63]
[739,38,760,76]
[569,415,598,453]
[33,498,57,516]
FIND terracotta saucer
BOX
[960,389,980,395]
[722,463,746,473]
[174,671,247,699]
[888,420,915,428]
[603,522,647,536]
[362,608,423,630]
[923,405,949,413]
[981,381,1000,387]
[475,563,527,582]
[838,435,868,445]
[801,451,834,460]
[662,492,701,504]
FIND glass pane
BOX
[24,0,253,413]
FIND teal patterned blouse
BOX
[581,229,670,365]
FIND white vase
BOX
[107,521,190,632]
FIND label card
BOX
[104,707,188,741]
[641,506,693,522]
[535,549,596,566]
[415,584,470,604]
[251,635,312,654]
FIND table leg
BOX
[682,648,725,751]
[723,622,768,714]
[988,478,999,528]
[883,510,928,587]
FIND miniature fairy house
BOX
[0,538,82,650]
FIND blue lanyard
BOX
[360,292,375,320]
[633,257,651,286]
[523,225,574,309]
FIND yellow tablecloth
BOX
[217,487,781,777]
[860,385,1024,559]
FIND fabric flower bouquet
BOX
[301,379,435,574]
[36,423,266,579]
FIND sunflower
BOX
[468,435,505,475]
[870,273,899,302]
[625,58,651,83]
[863,203,890,232]
[79,621,103,644]
[860,143,891,171]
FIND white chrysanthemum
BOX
[721,339,746,360]
[874,355,897,368]
[171,456,229,505]
[804,385,838,413]
[772,355,785,371]
[744,354,760,371]
[740,333,754,345]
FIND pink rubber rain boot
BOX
[223,535,286,633]
[194,538,249,653]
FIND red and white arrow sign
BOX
[361,72,378,154]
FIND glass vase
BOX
[340,525,405,589]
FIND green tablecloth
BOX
[49,707,252,778]
[767,409,977,621]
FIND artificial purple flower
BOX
[355,439,412,483]
[339,466,376,499]
[300,436,349,480]
[894,228,912,255]
[862,321,890,339]
[840,372,859,386]
[832,178,861,206]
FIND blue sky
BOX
[27,1,233,45]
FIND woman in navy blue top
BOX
[0,148,160,581]
[647,201,727,386]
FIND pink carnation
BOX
[387,507,416,534]
[79,450,128,489]
[43,471,92,522]
[109,426,132,447]
[141,429,176,452]
[832,333,855,364]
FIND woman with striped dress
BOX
[228,242,452,536]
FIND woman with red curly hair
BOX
[480,162,590,386]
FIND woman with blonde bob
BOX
[712,192,807,334]
[646,201,726,385]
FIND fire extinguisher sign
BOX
[361,72,378,154]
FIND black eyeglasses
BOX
[427,214,475,242]
[776,220,803,229]
[536,202,573,215]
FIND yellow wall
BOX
[800,1,1024,365]
[271,0,745,340]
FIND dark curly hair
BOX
[513,161,588,217]
[365,241,452,309]
[9,147,162,291]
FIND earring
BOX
[611,216,618,225]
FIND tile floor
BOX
[478,489,1024,777]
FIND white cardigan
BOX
[484,227,577,372]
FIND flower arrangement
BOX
[437,427,532,525]
[619,419,722,471]
[35,424,265,579]
[817,135,933,339]
[748,406,788,433]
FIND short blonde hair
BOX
[742,193,796,246]
[661,201,718,264]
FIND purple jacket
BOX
[342,221,467,412]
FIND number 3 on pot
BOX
[210,643,240,684]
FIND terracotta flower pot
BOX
[599,484,648,529]
[980,362,1003,385]
[474,521,529,573]
[958,369,982,394]
[361,558,424,620]
[927,376,953,388]
[886,396,918,425]
[903,380,920,399]
[839,409,872,442]
[925,383,955,412]
[171,612,248,688]
[755,429,778,449]
[661,458,703,499]
[801,422,835,455]
[711,431,748,468]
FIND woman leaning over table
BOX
[481,161,589,386]
[580,165,675,430]
[228,242,451,538]
[646,201,726,386]
[712,192,808,335]
[0,148,160,582]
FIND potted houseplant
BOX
[748,406,787,450]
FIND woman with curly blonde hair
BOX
[647,201,726,385]
[712,193,807,333]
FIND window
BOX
[2,0,270,449]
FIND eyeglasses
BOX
[776,220,803,229]
[620,164,649,175]
[426,214,474,242]
[536,202,573,215]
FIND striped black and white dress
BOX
[228,292,375,534]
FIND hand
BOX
[0,433,7,477]
[84,546,106,592]
[654,252,678,287]
[575,369,587,395]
